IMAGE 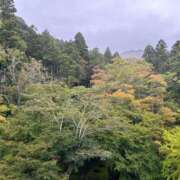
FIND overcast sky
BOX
[14,0,180,52]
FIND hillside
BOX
[0,1,180,180]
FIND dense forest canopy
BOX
[0,0,180,180]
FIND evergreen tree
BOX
[170,41,180,73]
[0,20,27,50]
[104,47,112,63]
[0,0,26,50]
[170,40,180,58]
[24,25,42,59]
[168,41,180,102]
[155,39,169,73]
[89,48,106,66]
[74,32,89,61]
[170,41,180,74]
[0,0,16,20]
[113,51,120,58]
[143,45,156,64]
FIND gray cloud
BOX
[14,0,180,52]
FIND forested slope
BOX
[0,1,179,180]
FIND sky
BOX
[14,0,180,52]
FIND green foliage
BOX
[75,32,89,61]
[104,47,112,63]
[144,40,169,73]
[0,84,111,178]
[0,80,165,179]
[155,40,169,73]
[89,48,106,67]
[168,41,180,103]
[0,0,16,20]
[144,40,180,103]
[0,19,27,50]
[143,45,156,65]
[97,127,162,180]
[161,128,180,180]
[0,0,27,51]
[0,1,179,179]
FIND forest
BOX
[0,0,179,180]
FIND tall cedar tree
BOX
[75,32,89,61]
[0,0,16,19]
[143,45,156,64]
[169,41,180,102]
[104,47,112,63]
[155,39,169,73]
[75,32,91,86]
[0,0,26,50]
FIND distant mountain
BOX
[121,50,144,59]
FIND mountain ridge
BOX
[121,49,144,58]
